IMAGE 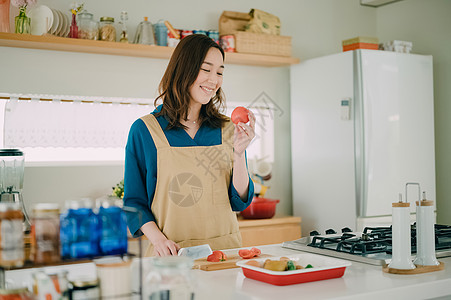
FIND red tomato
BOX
[231,106,249,124]
[250,247,261,256]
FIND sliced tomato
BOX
[207,253,219,262]
[214,250,227,261]
[250,247,261,256]
[208,250,227,262]
[238,249,255,259]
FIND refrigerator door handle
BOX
[354,50,367,218]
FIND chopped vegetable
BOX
[238,249,255,259]
[305,264,314,268]
[238,247,261,259]
[245,260,260,267]
[287,260,296,271]
[264,260,287,271]
[207,250,227,262]
[250,247,261,256]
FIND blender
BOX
[0,149,30,232]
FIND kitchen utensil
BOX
[0,149,30,231]
[134,17,156,45]
[388,198,415,270]
[236,253,351,286]
[193,254,272,271]
[414,191,439,266]
[178,244,212,260]
[240,197,279,219]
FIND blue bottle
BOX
[97,197,128,256]
[60,198,100,259]
[154,20,168,46]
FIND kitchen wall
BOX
[1,0,449,225]
[376,0,451,225]
[0,0,376,216]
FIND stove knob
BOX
[361,233,370,241]
[341,227,352,233]
[310,230,320,236]
[325,229,337,235]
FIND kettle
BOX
[134,17,156,45]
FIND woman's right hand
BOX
[141,221,180,256]
[152,238,180,256]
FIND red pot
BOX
[240,197,280,219]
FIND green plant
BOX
[112,180,124,199]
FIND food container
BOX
[99,17,116,42]
[0,287,34,300]
[0,202,24,267]
[77,11,98,40]
[236,253,352,286]
[31,203,61,264]
[240,197,279,219]
[95,257,131,299]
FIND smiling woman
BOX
[123,34,256,257]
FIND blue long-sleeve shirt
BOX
[124,105,254,238]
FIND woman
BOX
[124,34,255,257]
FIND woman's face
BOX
[189,47,224,106]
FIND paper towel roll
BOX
[388,202,415,270]
[414,195,439,266]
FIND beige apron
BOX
[141,114,242,256]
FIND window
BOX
[1,93,274,166]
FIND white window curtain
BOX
[4,96,151,148]
[0,93,274,165]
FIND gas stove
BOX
[282,224,451,266]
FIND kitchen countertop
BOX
[193,244,451,300]
[5,244,451,300]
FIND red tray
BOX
[236,253,351,286]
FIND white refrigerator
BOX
[290,49,435,236]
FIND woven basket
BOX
[233,31,292,57]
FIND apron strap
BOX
[140,114,170,149]
[222,120,234,146]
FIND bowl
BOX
[240,197,279,219]
[236,253,352,286]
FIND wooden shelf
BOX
[0,32,300,67]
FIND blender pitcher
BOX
[0,149,30,231]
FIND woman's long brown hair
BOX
[154,34,229,129]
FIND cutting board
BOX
[193,254,272,271]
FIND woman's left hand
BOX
[234,109,256,156]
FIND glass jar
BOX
[144,256,195,300]
[31,203,60,264]
[77,11,98,40]
[60,198,99,259]
[97,197,128,256]
[99,16,116,42]
[0,202,24,267]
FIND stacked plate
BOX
[28,5,70,37]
